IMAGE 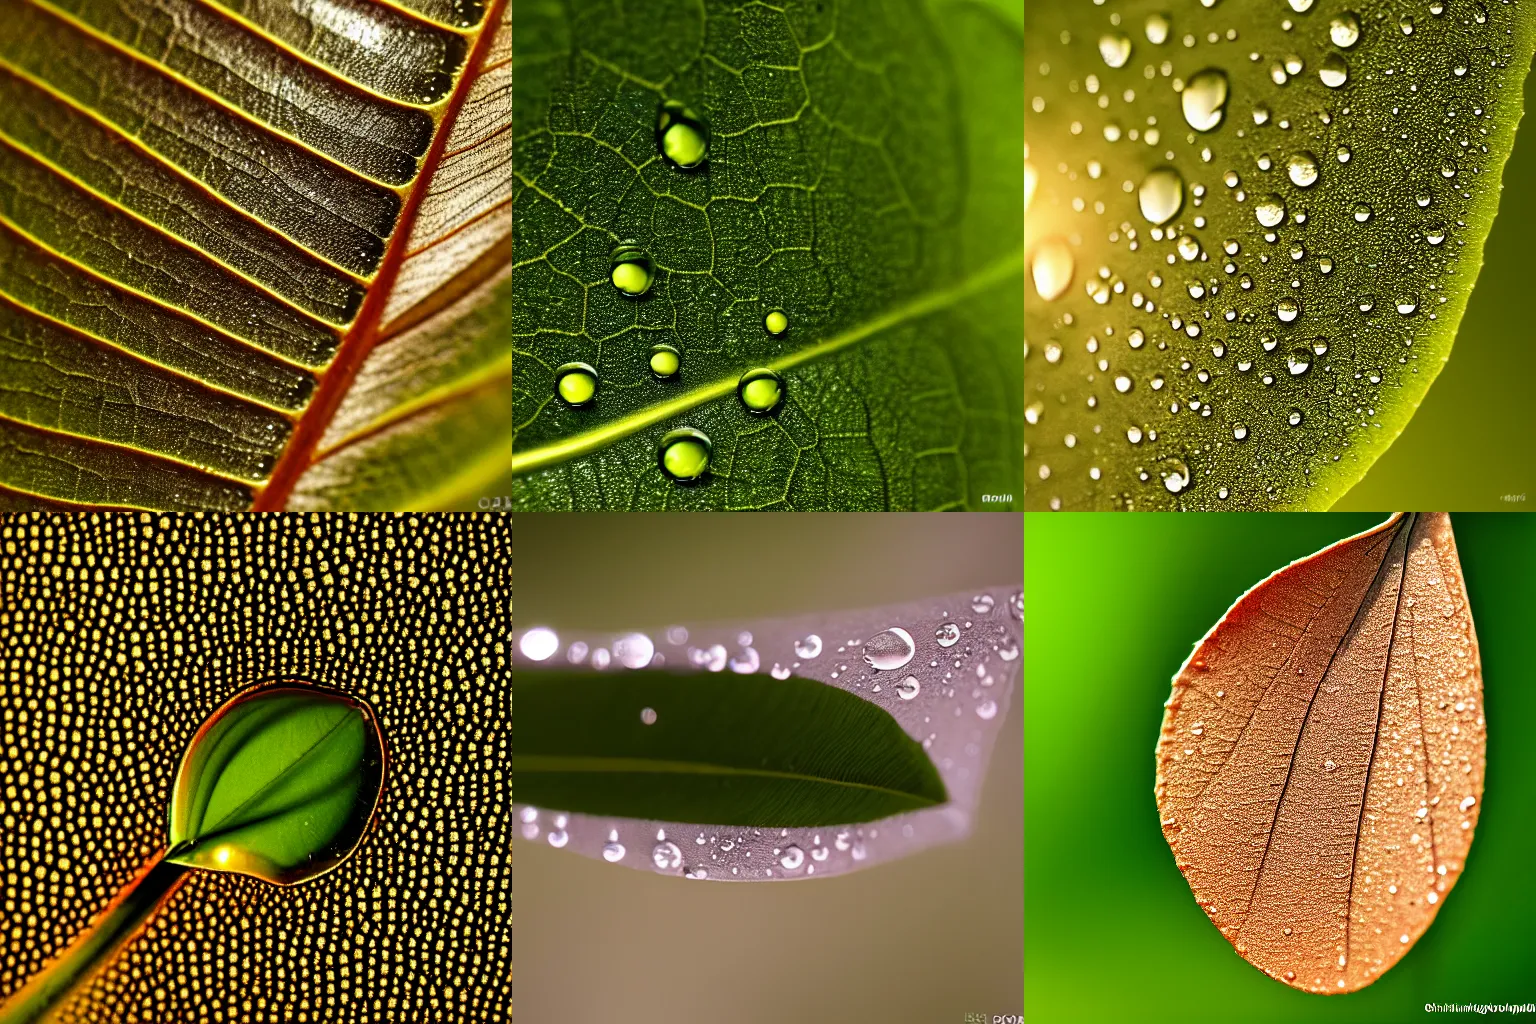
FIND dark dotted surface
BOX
[0,513,510,1022]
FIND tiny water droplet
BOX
[935,623,961,648]
[1287,348,1312,375]
[519,627,559,661]
[1324,759,1338,772]
[1233,424,1249,440]
[972,594,996,614]
[895,675,921,701]
[778,845,805,870]
[1288,407,1305,426]
[1396,294,1419,315]
[657,427,712,482]
[1277,298,1300,323]
[737,368,785,414]
[652,841,683,870]
[555,363,598,408]
[1353,202,1373,223]
[603,841,627,862]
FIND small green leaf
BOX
[514,669,947,827]
[167,684,385,885]
[1025,0,1536,509]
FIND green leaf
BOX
[167,684,384,885]
[511,0,1023,510]
[1024,0,1536,509]
[0,0,510,510]
[514,669,946,827]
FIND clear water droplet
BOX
[1330,12,1360,48]
[1031,238,1075,300]
[770,662,790,679]
[778,845,805,870]
[1145,12,1171,44]
[555,362,598,408]
[737,368,785,414]
[1277,298,1301,323]
[1176,234,1202,261]
[519,627,559,661]
[1232,424,1249,440]
[794,634,823,659]
[1255,195,1287,228]
[639,707,658,725]
[972,594,996,614]
[896,675,921,701]
[863,627,916,671]
[1396,294,1419,315]
[658,427,712,482]
[1099,33,1132,69]
[610,244,655,297]
[1319,53,1350,88]
[1286,151,1319,188]
[1353,202,1373,223]
[1160,459,1190,494]
[1288,407,1305,426]
[1139,167,1186,225]
[649,343,681,379]
[652,841,683,870]
[764,309,789,336]
[1287,348,1312,375]
[657,101,708,169]
[935,623,961,648]
[1181,68,1230,132]
[728,647,760,673]
[976,700,999,720]
[613,633,655,669]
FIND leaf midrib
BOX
[515,753,941,807]
[511,247,1024,476]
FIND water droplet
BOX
[1330,12,1360,47]
[1160,460,1190,494]
[610,244,655,297]
[770,663,790,679]
[737,368,785,414]
[1425,223,1447,245]
[1287,0,1313,11]
[1031,238,1075,300]
[778,845,805,870]
[652,841,683,870]
[1255,195,1287,228]
[1181,68,1230,132]
[976,700,999,720]
[1115,375,1134,394]
[1288,407,1305,426]
[1396,294,1419,315]
[1145,12,1171,44]
[649,343,681,378]
[1277,298,1300,323]
[935,623,961,648]
[1399,13,1415,34]
[1287,348,1312,375]
[794,634,823,659]
[603,841,627,861]
[764,309,789,336]
[520,627,559,661]
[1319,53,1349,88]
[639,706,658,725]
[1286,151,1319,188]
[548,828,569,847]
[972,594,996,614]
[728,647,760,673]
[614,632,655,668]
[555,362,598,408]
[657,427,712,482]
[1099,33,1132,68]
[863,627,916,671]
[1358,294,1375,312]
[1353,202,1373,223]
[1324,759,1338,771]
[1139,167,1185,225]
[684,865,708,879]
[657,101,707,169]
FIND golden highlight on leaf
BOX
[1156,512,1485,994]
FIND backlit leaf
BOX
[1155,512,1485,993]
[1025,2,1536,509]
[510,0,1023,510]
[0,0,510,510]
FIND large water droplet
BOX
[1176,234,1201,261]
[972,594,996,614]
[863,627,916,671]
[1396,293,1419,315]
[935,623,960,648]
[658,427,712,482]
[1319,53,1350,88]
[656,101,707,169]
[639,707,657,725]
[1287,348,1312,375]
[1145,12,1171,44]
[555,362,598,407]
[1181,69,1229,132]
[737,368,785,414]
[1160,460,1191,494]
[1286,151,1319,188]
[1031,238,1075,300]
[778,845,805,870]
[764,309,789,336]
[1138,167,1185,225]
[649,343,681,379]
[896,675,921,701]
[794,634,823,659]
[603,841,627,861]
[976,700,999,720]
[1255,195,1287,228]
[613,632,655,668]
[1330,12,1361,47]
[1288,407,1306,426]
[1099,33,1132,68]
[1277,298,1301,323]
[610,244,654,297]
[728,647,760,673]
[652,841,683,870]
[520,627,559,661]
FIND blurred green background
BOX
[1025,513,1536,1023]
[516,513,1022,1023]
[1336,60,1536,510]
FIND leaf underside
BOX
[1025,1,1536,509]
[515,669,947,827]
[511,0,1023,510]
[1156,512,1485,994]
[0,0,510,511]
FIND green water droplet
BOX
[1181,69,1229,132]
[648,344,681,379]
[1138,166,1185,225]
[656,101,708,170]
[1031,237,1075,299]
[1287,151,1319,188]
[737,368,785,414]
[610,244,654,297]
[1255,194,1288,228]
[1319,53,1350,88]
[1330,12,1361,48]
[555,362,598,407]
[658,427,712,482]
[1099,33,1132,69]
[1145,12,1171,44]
[764,310,789,336]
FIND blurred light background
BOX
[1025,513,1536,1022]
[515,513,1022,1023]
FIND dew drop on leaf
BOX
[1319,53,1350,87]
[764,309,789,336]
[863,627,916,671]
[1330,12,1361,48]
[1255,195,1288,228]
[1138,166,1185,225]
[1286,151,1320,188]
[555,362,598,408]
[610,244,654,297]
[1145,12,1171,44]
[737,369,785,414]
[649,343,681,379]
[656,101,707,169]
[1181,68,1230,132]
[794,634,823,659]
[1099,32,1132,69]
[657,427,712,482]
[1032,238,1075,300]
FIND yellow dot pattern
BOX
[0,513,511,1022]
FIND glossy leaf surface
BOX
[0,0,509,510]
[513,586,1020,880]
[1025,2,1536,509]
[511,0,1023,509]
[1156,513,1485,993]
[168,684,384,885]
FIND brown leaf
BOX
[1155,513,1485,994]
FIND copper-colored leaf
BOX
[1155,513,1485,994]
